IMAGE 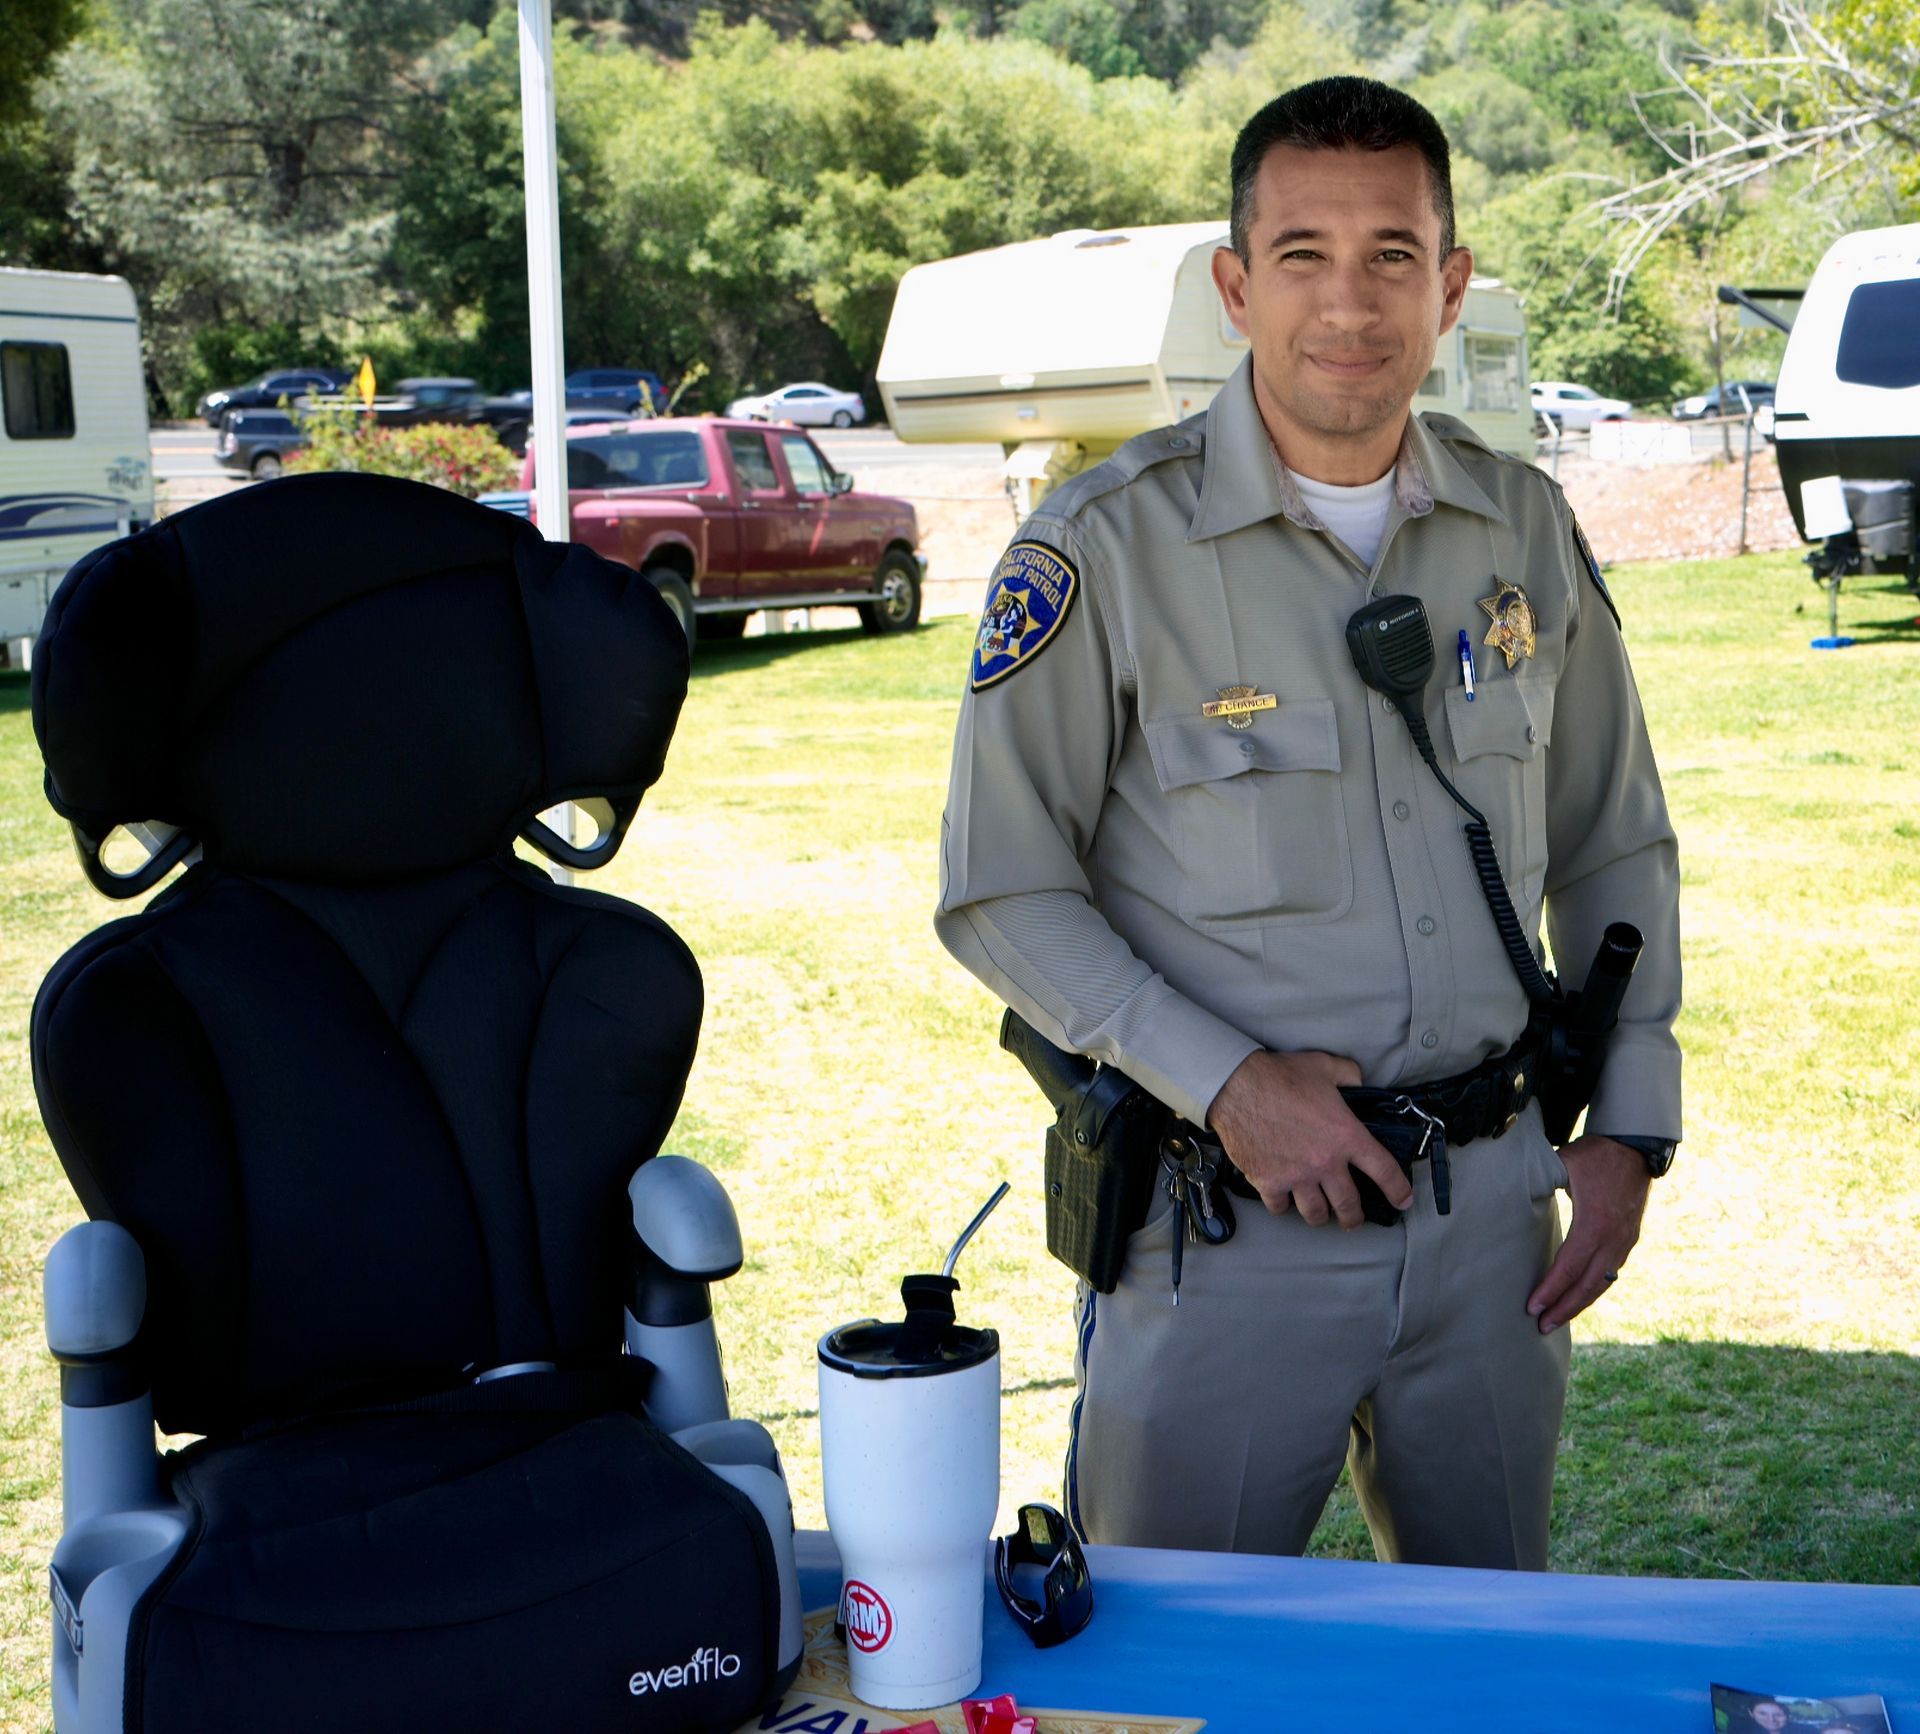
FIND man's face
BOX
[1212,142,1471,479]
[1750,1706,1790,1732]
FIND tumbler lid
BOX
[817,1317,999,1380]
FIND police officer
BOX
[934,77,1680,1570]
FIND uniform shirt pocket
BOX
[1143,699,1354,928]
[1443,676,1556,907]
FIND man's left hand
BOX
[1526,1135,1651,1334]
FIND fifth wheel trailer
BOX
[1771,222,1920,595]
[0,269,154,663]
[876,223,1532,512]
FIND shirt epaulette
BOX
[1040,417,1207,523]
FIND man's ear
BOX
[1212,245,1251,339]
[1437,245,1475,337]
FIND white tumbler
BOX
[817,1310,1001,1710]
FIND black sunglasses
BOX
[993,1503,1094,1648]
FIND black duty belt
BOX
[1340,1021,1542,1149]
[1204,1022,1544,1229]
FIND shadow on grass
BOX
[0,670,30,714]
[1307,1339,1919,1584]
[689,624,872,677]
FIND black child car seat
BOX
[31,473,802,1733]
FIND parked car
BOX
[215,408,306,479]
[196,367,351,428]
[300,377,532,449]
[725,382,866,427]
[1530,380,1633,430]
[560,368,670,417]
[480,417,923,645]
[1671,380,1775,420]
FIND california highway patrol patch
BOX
[972,541,1078,690]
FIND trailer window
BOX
[1,341,75,439]
[1836,280,1920,390]
[1463,334,1523,414]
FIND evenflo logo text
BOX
[628,1645,742,1696]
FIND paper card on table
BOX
[1710,1681,1893,1733]
[733,1608,1206,1734]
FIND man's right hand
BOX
[1206,1049,1413,1228]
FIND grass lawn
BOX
[2,550,1917,1726]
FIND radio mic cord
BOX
[1345,594,1558,1010]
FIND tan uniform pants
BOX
[1064,1103,1573,1569]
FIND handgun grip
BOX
[999,1008,1095,1112]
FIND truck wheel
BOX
[646,569,697,647]
[831,410,854,428]
[251,450,284,481]
[859,552,922,635]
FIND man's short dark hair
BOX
[1230,76,1456,264]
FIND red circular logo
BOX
[840,1580,894,1654]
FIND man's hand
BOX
[1206,1049,1414,1228]
[1526,1134,1651,1333]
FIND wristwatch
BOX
[1606,1135,1678,1178]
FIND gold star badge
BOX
[1478,581,1536,669]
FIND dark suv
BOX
[197,368,351,429]
[215,409,306,479]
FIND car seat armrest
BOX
[626,1156,744,1434]
[45,1224,164,1531]
[45,1223,147,1407]
[629,1154,744,1281]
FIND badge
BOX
[1202,686,1277,730]
[972,541,1078,690]
[1478,580,1537,669]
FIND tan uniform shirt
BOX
[937,356,1681,1141]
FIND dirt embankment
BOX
[904,445,1807,617]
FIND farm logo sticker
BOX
[972,541,1078,690]
[839,1580,894,1654]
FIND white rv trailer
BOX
[0,269,154,662]
[876,223,1532,510]
[1771,222,1920,591]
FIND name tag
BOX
[1201,690,1277,722]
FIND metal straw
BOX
[942,1182,1011,1279]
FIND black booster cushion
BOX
[33,857,703,1437]
[31,471,689,878]
[139,1367,784,1734]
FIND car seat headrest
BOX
[32,472,689,892]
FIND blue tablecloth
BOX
[796,1531,1920,1732]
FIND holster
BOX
[1000,1011,1166,1293]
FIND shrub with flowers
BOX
[285,406,521,499]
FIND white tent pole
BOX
[518,0,569,545]
[518,0,576,878]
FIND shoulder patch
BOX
[972,541,1078,690]
[1570,513,1621,627]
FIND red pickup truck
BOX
[491,417,925,644]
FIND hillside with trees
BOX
[4,0,1914,415]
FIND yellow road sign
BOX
[354,356,376,407]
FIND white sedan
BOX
[1531,380,1633,430]
[724,382,866,427]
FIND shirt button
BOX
[1420,1029,1440,1050]
[1526,724,1539,744]
[1392,800,1411,820]
[1417,916,1436,935]
[1168,435,1189,449]
[1381,696,1396,715]
[1239,739,1254,756]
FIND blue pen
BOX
[1457,629,1476,700]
